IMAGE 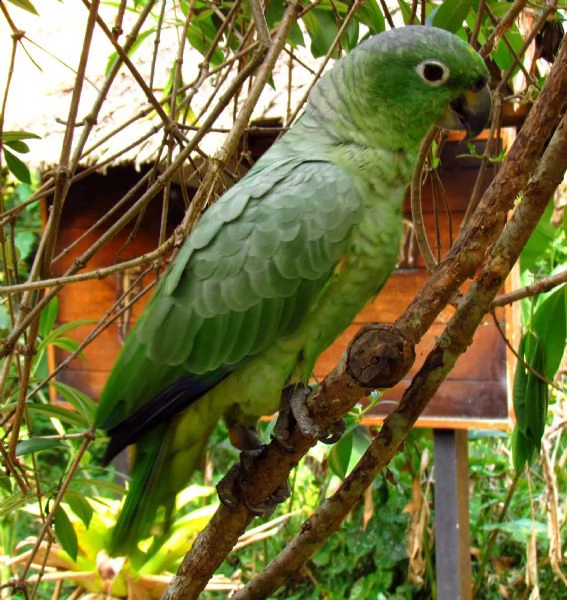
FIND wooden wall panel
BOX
[375,380,508,420]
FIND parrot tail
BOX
[108,418,215,558]
[108,423,171,557]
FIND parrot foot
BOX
[216,449,291,515]
[274,384,346,448]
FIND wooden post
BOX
[434,429,472,600]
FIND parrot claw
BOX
[316,419,346,445]
[216,449,291,515]
[274,384,346,446]
[216,463,242,508]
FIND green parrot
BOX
[96,25,491,556]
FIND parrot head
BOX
[309,26,492,149]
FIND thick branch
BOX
[162,325,415,599]
[235,111,567,600]
[170,33,567,599]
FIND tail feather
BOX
[109,424,170,557]
[108,420,214,558]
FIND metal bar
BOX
[434,428,472,600]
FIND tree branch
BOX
[492,268,567,307]
[164,33,567,598]
[162,325,416,599]
[235,109,567,600]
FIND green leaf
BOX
[39,319,96,353]
[520,201,557,272]
[65,492,93,528]
[14,231,36,261]
[1,130,41,142]
[15,437,66,457]
[6,0,38,15]
[302,10,340,58]
[355,0,385,34]
[0,305,11,334]
[531,285,566,381]
[328,430,353,479]
[4,148,31,184]
[396,0,412,24]
[0,491,29,518]
[345,19,360,51]
[511,427,531,471]
[106,28,156,75]
[54,506,79,561]
[26,403,89,427]
[513,332,530,434]
[265,0,305,46]
[51,337,84,357]
[483,517,547,543]
[512,331,548,470]
[524,337,547,443]
[0,472,13,493]
[428,0,472,32]
[39,297,59,339]
[51,381,96,424]
[5,140,30,154]
[492,24,524,72]
[187,21,224,66]
[72,478,126,496]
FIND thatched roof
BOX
[0,1,317,172]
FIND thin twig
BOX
[410,127,439,273]
[492,269,567,307]
[17,430,95,582]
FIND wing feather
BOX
[99,158,363,428]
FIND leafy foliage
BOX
[512,200,567,469]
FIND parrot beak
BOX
[438,84,492,140]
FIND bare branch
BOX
[167,38,567,598]
[235,109,567,600]
[492,268,567,307]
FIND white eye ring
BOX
[415,60,450,86]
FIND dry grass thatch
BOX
[0,0,317,171]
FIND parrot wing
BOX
[97,155,363,457]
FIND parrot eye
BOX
[416,60,450,86]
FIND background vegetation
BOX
[0,0,566,598]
